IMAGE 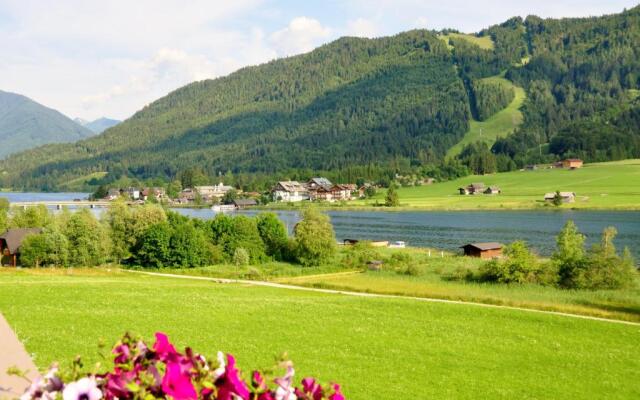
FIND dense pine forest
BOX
[1,6,639,191]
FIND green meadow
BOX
[446,76,525,158]
[361,159,640,210]
[1,269,639,399]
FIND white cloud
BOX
[346,18,378,38]
[269,17,332,56]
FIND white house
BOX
[195,183,234,200]
[272,181,309,202]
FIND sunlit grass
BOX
[1,270,639,399]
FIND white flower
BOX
[213,351,226,379]
[62,377,102,400]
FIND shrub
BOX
[555,224,637,289]
[294,208,337,266]
[63,209,111,267]
[401,264,422,276]
[211,215,267,263]
[16,332,345,400]
[133,222,173,268]
[256,212,289,260]
[343,242,381,269]
[19,228,70,268]
[384,185,400,207]
[233,247,250,266]
[478,241,556,284]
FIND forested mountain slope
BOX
[0,91,94,158]
[2,5,639,191]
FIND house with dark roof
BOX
[459,183,486,195]
[272,181,309,202]
[233,199,258,209]
[0,228,43,266]
[460,242,503,259]
[484,186,501,195]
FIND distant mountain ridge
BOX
[0,90,94,158]
[1,5,639,190]
[75,117,121,134]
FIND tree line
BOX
[0,201,338,269]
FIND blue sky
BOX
[0,0,637,120]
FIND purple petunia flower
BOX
[62,377,102,400]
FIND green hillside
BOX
[365,159,640,210]
[0,90,94,158]
[1,6,640,191]
[447,76,525,157]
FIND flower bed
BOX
[17,332,344,400]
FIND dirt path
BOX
[0,313,39,399]
[126,270,640,327]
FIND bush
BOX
[343,242,381,269]
[401,264,422,276]
[294,208,337,266]
[256,212,289,260]
[233,247,250,266]
[555,223,637,289]
[63,209,111,267]
[478,241,556,284]
[210,214,267,263]
[19,228,70,268]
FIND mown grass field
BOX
[1,269,639,399]
[446,76,525,158]
[361,159,640,210]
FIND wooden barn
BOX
[562,159,583,169]
[460,242,503,259]
[0,228,43,267]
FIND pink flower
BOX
[300,378,323,400]
[328,384,345,400]
[274,364,295,400]
[62,378,102,400]
[161,361,197,400]
[216,354,250,400]
[153,332,177,361]
[252,371,267,391]
[112,344,130,365]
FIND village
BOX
[97,158,586,209]
[96,177,366,209]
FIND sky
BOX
[0,0,637,121]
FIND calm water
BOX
[3,193,639,258]
[178,209,640,259]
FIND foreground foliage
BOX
[18,332,344,400]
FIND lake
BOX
[3,193,639,258]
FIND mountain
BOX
[1,6,639,191]
[84,117,121,134]
[0,91,94,159]
[75,117,121,134]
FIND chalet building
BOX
[195,183,234,200]
[272,181,309,202]
[178,188,197,203]
[460,242,503,259]
[141,187,166,201]
[307,177,333,191]
[484,186,501,195]
[0,228,43,266]
[233,199,258,209]
[459,183,485,195]
[331,184,354,201]
[106,188,121,201]
[562,159,583,169]
[126,187,141,200]
[544,192,576,203]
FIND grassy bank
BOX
[1,269,639,399]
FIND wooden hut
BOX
[0,228,43,267]
[460,242,503,259]
[562,159,583,169]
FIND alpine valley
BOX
[1,6,639,191]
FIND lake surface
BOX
[2,193,639,258]
[178,209,640,259]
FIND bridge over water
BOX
[10,200,117,209]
